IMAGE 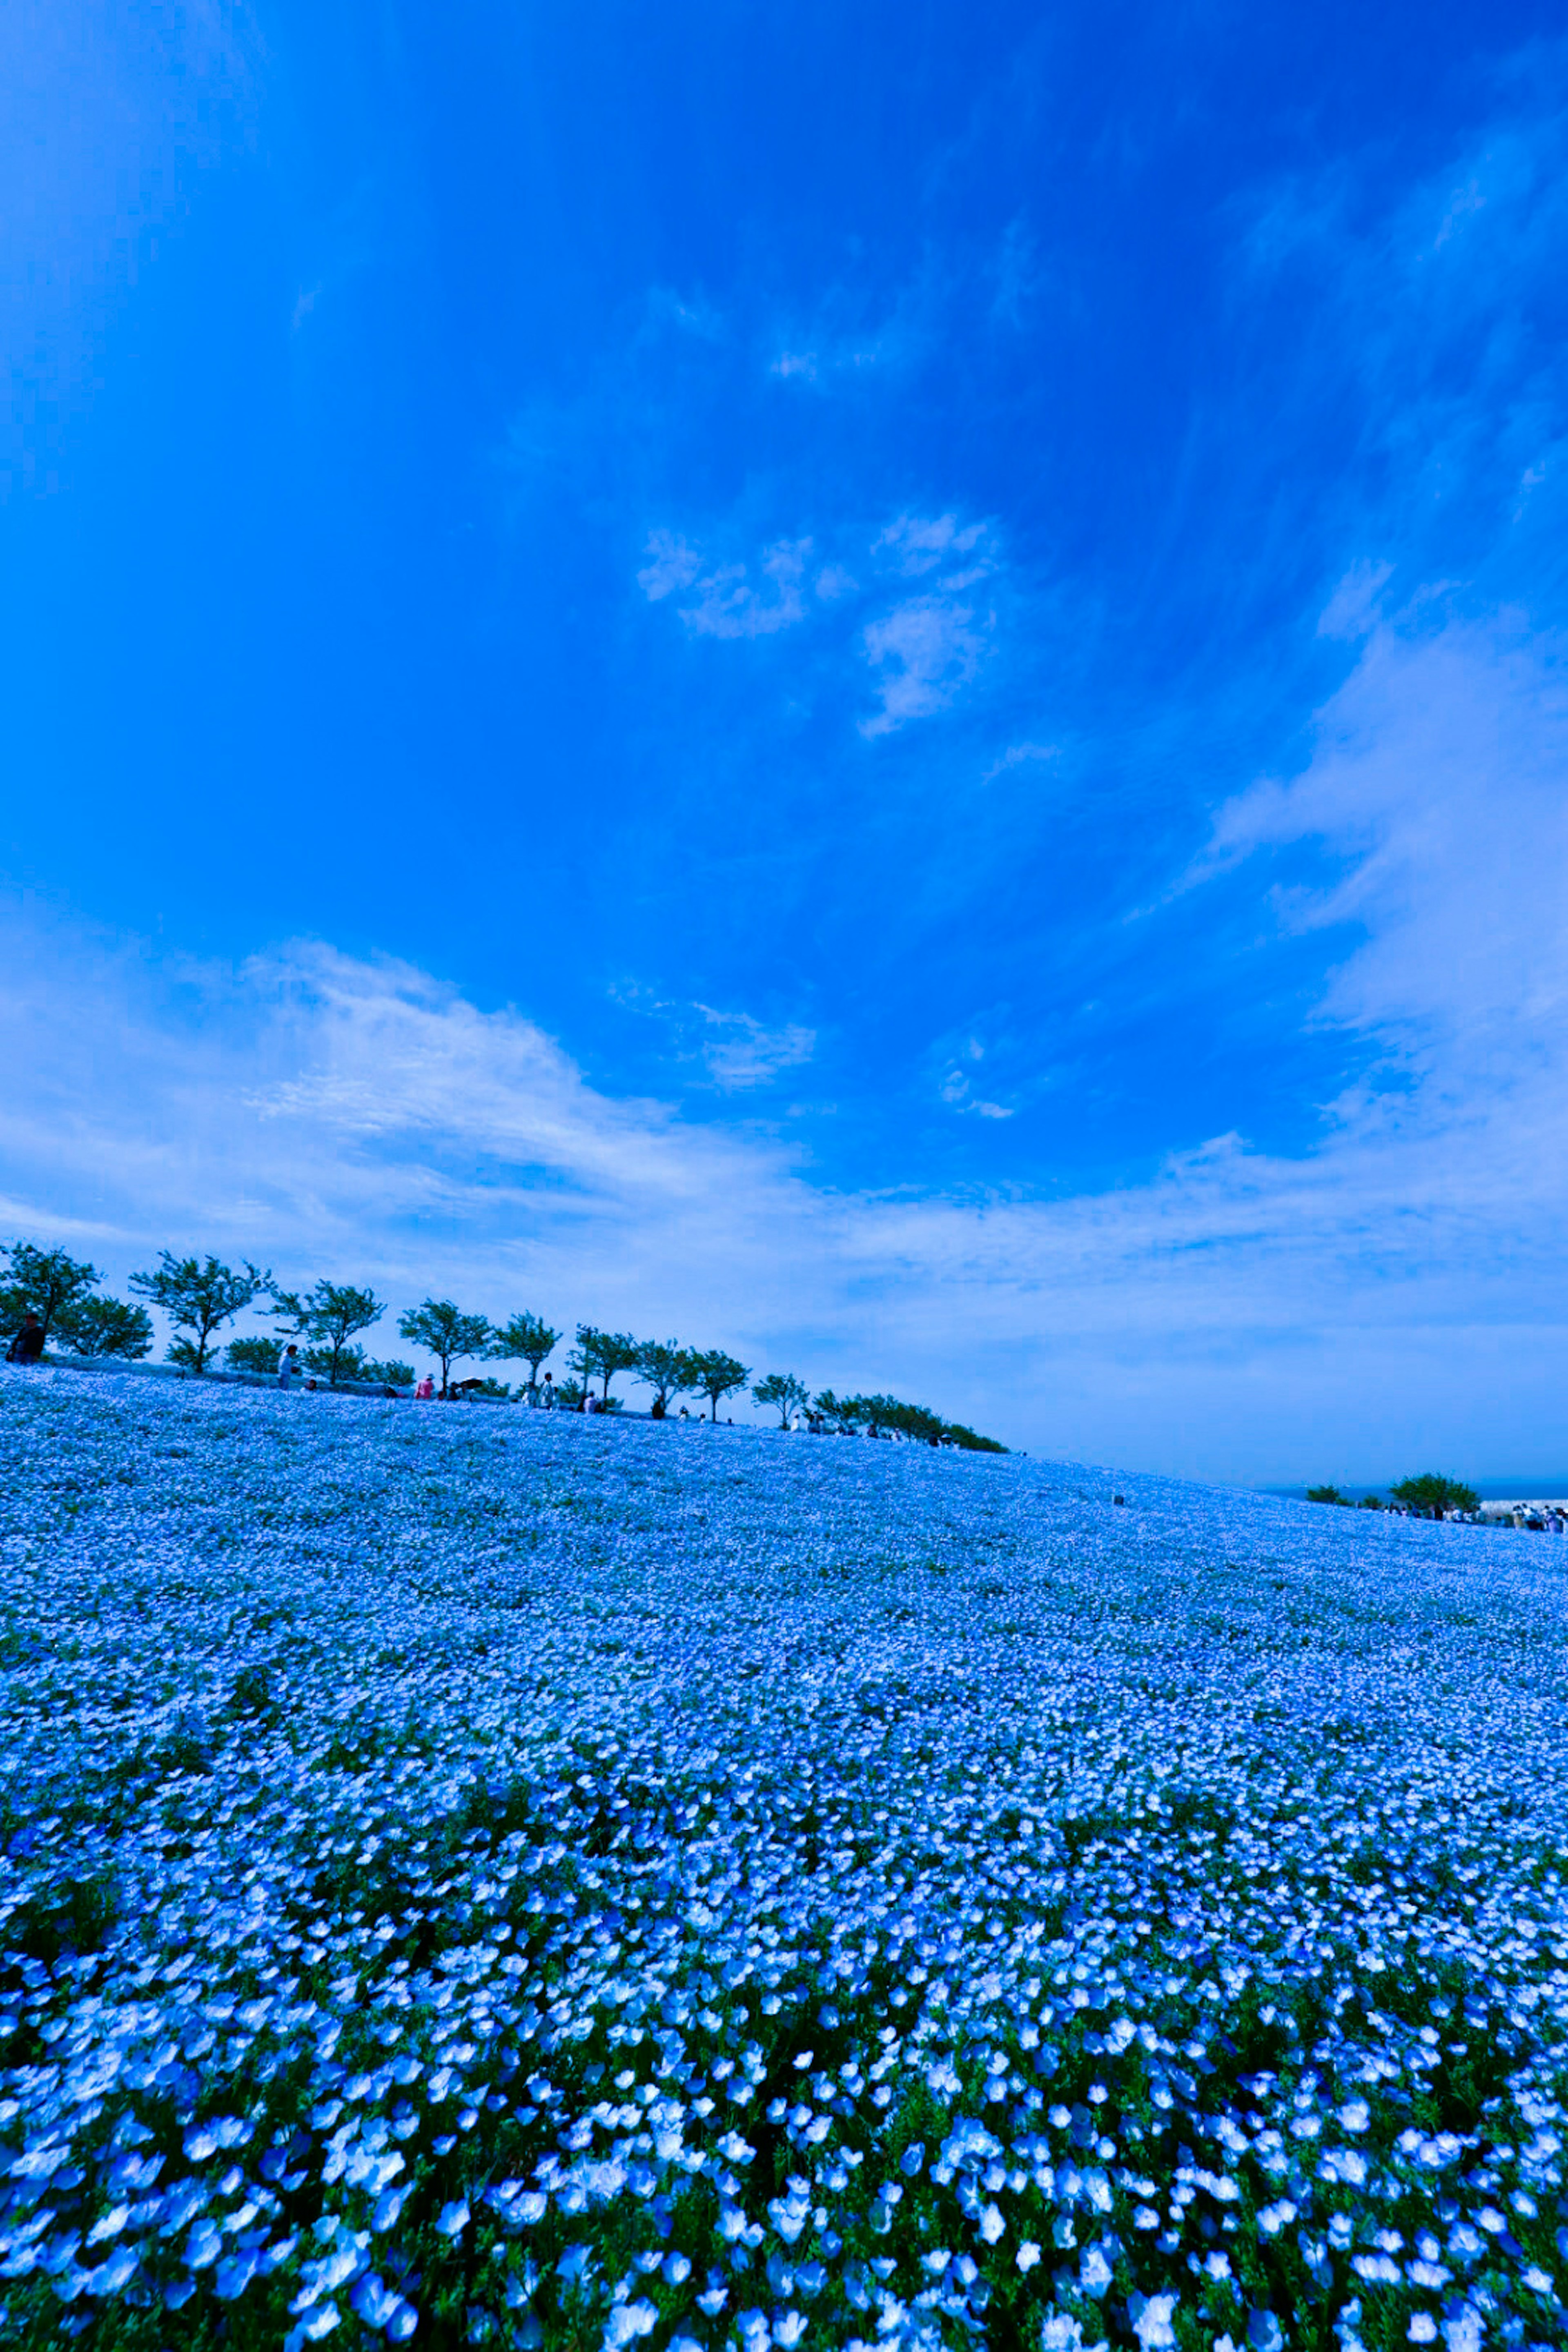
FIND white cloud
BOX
[872,512,989,577]
[858,513,999,735]
[860,593,989,736]
[695,1007,817,1091]
[636,529,703,601]
[982,740,1059,782]
[638,510,1001,732]
[638,531,812,639]
[1204,606,1568,1081]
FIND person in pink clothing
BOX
[414,1374,435,1400]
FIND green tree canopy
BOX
[0,1241,102,1345]
[634,1338,691,1413]
[396,1300,492,1396]
[1390,1472,1480,1515]
[570,1325,641,1403]
[753,1371,809,1427]
[129,1252,271,1374]
[57,1296,153,1360]
[813,1386,1005,1451]
[271,1280,387,1387]
[328,1349,414,1388]
[686,1347,751,1421]
[491,1312,561,1383]
[1306,1484,1353,1506]
[941,1421,1007,1454]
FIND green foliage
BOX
[634,1336,691,1411]
[491,1310,561,1379]
[129,1252,271,1374]
[270,1278,386,1385]
[753,1369,809,1425]
[54,1294,153,1359]
[396,1299,493,1396]
[942,1420,1008,1453]
[686,1345,751,1419]
[570,1324,641,1402]
[242,1339,414,1387]
[0,1238,102,1344]
[814,1387,1007,1451]
[555,1377,587,1409]
[1390,1472,1480,1515]
[1306,1483,1353,1505]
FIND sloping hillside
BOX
[2,1370,1565,2351]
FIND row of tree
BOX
[2,1241,1007,1450]
[1306,1473,1482,1515]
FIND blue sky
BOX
[4,1,1567,1479]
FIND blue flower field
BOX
[2,1370,1566,2352]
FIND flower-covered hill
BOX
[2,1372,1566,2352]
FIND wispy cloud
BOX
[857,512,999,736]
[638,508,1003,733]
[695,1006,817,1090]
[637,531,813,639]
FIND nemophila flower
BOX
[1128,2290,1179,2347]
[5,1374,1568,2347]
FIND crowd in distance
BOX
[0,1239,1007,1454]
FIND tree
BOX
[941,1421,1007,1454]
[129,1252,271,1374]
[0,1241,102,1346]
[271,1280,387,1387]
[1306,1484,1352,1506]
[229,1334,414,1387]
[56,1296,154,1360]
[635,1338,692,1415]
[753,1371,809,1428]
[333,1350,415,1389]
[396,1300,492,1397]
[570,1325,641,1404]
[1390,1472,1480,1517]
[687,1347,751,1422]
[491,1312,561,1391]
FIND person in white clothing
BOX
[278,1343,302,1389]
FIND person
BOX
[278,1342,302,1389]
[542,1371,556,1408]
[414,1374,435,1400]
[678,1404,690,1420]
[650,1396,666,1420]
[6,1312,44,1365]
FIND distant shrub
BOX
[227,1336,282,1376]
[1306,1483,1352,1506]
